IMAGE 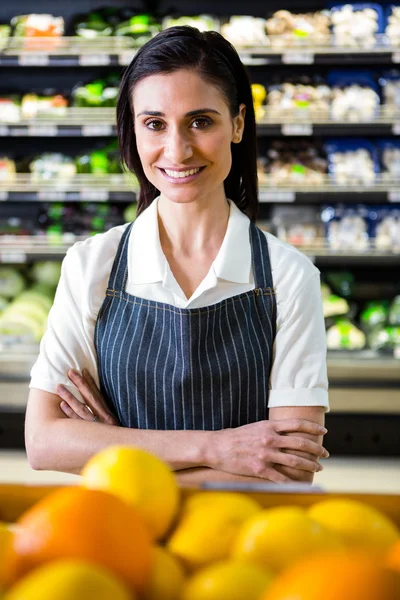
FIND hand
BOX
[207,419,329,483]
[57,369,119,426]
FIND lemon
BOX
[143,546,185,600]
[81,446,179,541]
[232,506,343,572]
[182,560,273,600]
[308,499,400,552]
[168,493,260,570]
[3,559,132,600]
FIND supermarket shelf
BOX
[1,36,400,66]
[1,106,399,137]
[1,236,399,265]
[0,174,136,203]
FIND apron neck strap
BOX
[250,222,274,290]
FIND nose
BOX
[164,127,193,164]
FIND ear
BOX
[232,103,246,143]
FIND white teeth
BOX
[164,167,201,178]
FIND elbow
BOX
[25,423,49,471]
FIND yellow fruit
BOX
[251,84,267,105]
[308,499,400,552]
[81,446,179,541]
[3,559,132,600]
[144,546,185,600]
[182,560,273,600]
[0,523,13,587]
[168,493,260,570]
[232,506,343,572]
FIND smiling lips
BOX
[158,166,206,181]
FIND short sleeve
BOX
[268,271,329,411]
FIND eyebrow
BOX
[136,108,221,117]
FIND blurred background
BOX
[0,0,399,489]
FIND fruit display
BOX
[0,447,399,599]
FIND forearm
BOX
[176,467,273,485]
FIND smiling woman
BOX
[26,26,329,483]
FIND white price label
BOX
[119,52,135,66]
[392,124,400,135]
[282,52,314,64]
[10,127,29,136]
[239,55,271,66]
[0,126,9,136]
[79,54,111,66]
[392,52,400,64]
[80,190,109,201]
[0,252,26,264]
[388,191,400,203]
[18,54,49,66]
[259,191,295,203]
[82,125,113,137]
[0,192,8,201]
[282,124,313,136]
[37,191,66,201]
[28,125,58,137]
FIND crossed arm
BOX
[26,369,328,484]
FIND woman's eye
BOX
[145,119,165,131]
[191,117,212,129]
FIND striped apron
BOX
[94,220,277,430]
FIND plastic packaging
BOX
[327,71,380,121]
[330,4,384,47]
[325,139,379,185]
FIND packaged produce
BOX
[221,16,269,46]
[0,157,16,182]
[360,301,389,331]
[326,318,366,349]
[386,6,400,45]
[0,296,8,312]
[321,204,370,250]
[31,262,62,287]
[0,267,25,299]
[29,153,76,181]
[74,12,114,38]
[114,14,161,46]
[162,15,218,32]
[0,97,20,123]
[265,77,331,116]
[325,270,355,297]
[328,71,380,121]
[271,205,323,247]
[265,10,331,47]
[389,295,400,325]
[0,24,10,50]
[72,76,119,108]
[260,140,327,185]
[323,294,350,318]
[11,14,64,37]
[330,4,383,47]
[369,204,400,252]
[368,325,400,351]
[21,94,67,119]
[325,139,379,185]
[379,140,400,179]
[379,70,400,109]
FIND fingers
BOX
[57,385,96,421]
[271,450,323,473]
[272,419,327,436]
[59,400,80,419]
[275,435,329,459]
[67,370,118,425]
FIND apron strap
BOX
[106,222,133,292]
[250,222,274,290]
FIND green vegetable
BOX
[368,326,400,352]
[0,312,44,343]
[323,294,349,318]
[360,301,388,331]
[31,262,62,287]
[389,296,400,327]
[327,319,366,350]
[0,267,25,299]
[325,271,355,298]
[30,283,56,300]
[123,203,137,223]
[0,295,8,312]
[17,290,53,312]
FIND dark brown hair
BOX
[117,26,259,221]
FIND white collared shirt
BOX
[30,198,329,411]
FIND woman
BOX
[26,26,329,483]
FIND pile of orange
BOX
[0,445,399,600]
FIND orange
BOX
[5,487,153,595]
[81,446,180,541]
[3,559,132,600]
[261,551,400,600]
[387,540,400,573]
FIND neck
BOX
[157,191,230,257]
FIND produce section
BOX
[0,0,399,456]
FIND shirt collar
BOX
[128,196,252,285]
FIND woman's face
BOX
[132,69,245,206]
